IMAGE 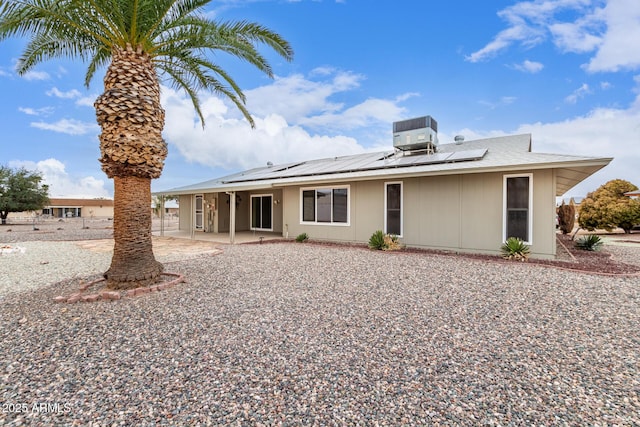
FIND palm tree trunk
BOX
[104,175,162,289]
[95,45,168,290]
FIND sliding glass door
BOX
[251,195,273,231]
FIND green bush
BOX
[295,232,309,243]
[575,234,603,251]
[578,179,640,234]
[369,230,402,251]
[500,237,530,261]
[368,230,386,250]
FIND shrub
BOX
[557,201,575,234]
[500,237,530,261]
[369,231,402,251]
[295,232,309,243]
[368,230,386,250]
[575,234,603,251]
[383,234,402,251]
[579,179,640,234]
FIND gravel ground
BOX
[0,219,115,243]
[1,227,639,426]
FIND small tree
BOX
[578,179,640,234]
[557,200,575,234]
[0,166,50,224]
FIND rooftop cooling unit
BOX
[393,115,438,152]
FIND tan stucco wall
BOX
[282,170,557,258]
[178,195,191,231]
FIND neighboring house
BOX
[154,120,611,259]
[625,190,640,199]
[42,198,114,219]
[152,198,179,218]
[8,198,114,220]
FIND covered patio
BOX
[152,227,285,245]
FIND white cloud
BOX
[161,70,410,171]
[46,87,82,99]
[18,106,54,116]
[8,158,109,198]
[245,70,364,124]
[30,119,98,135]
[516,101,640,196]
[564,83,591,103]
[76,95,98,107]
[585,0,640,72]
[548,19,603,53]
[163,89,367,171]
[512,59,544,73]
[21,70,50,81]
[452,92,640,197]
[479,96,518,110]
[467,0,640,73]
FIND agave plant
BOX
[501,237,530,261]
[575,234,603,251]
[369,230,386,250]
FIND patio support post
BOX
[227,191,236,244]
[160,195,165,237]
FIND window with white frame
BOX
[385,182,403,236]
[301,186,349,225]
[503,174,532,243]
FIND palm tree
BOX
[0,0,293,289]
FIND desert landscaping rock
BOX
[1,223,639,425]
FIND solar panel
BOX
[223,148,488,183]
[446,148,487,161]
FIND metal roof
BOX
[155,134,612,197]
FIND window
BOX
[385,182,402,236]
[300,186,349,225]
[504,174,532,243]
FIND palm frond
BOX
[0,0,293,126]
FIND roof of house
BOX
[156,134,612,197]
[47,198,114,207]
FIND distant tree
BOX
[152,195,178,218]
[0,166,50,225]
[557,200,575,234]
[578,179,640,234]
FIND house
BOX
[42,198,114,218]
[154,118,611,259]
[8,197,114,220]
[152,198,179,218]
[625,190,640,199]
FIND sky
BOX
[1,0,639,200]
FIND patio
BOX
[152,227,285,244]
